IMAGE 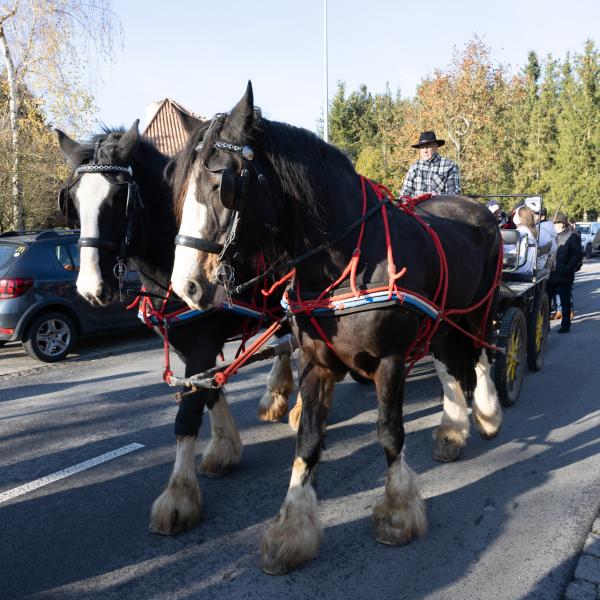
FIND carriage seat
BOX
[501,229,524,271]
[502,230,553,283]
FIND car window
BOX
[54,243,79,271]
[68,243,81,270]
[0,242,25,273]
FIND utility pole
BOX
[323,0,329,143]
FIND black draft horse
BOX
[55,120,297,536]
[169,83,504,574]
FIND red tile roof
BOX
[143,99,204,156]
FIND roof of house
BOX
[143,99,204,156]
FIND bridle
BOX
[59,155,144,300]
[174,118,270,296]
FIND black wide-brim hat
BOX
[411,130,445,148]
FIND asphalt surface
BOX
[1,260,600,599]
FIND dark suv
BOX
[0,229,142,362]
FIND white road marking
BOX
[0,442,145,505]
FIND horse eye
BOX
[212,183,219,192]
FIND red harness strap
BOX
[285,177,503,374]
[128,253,282,385]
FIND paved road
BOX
[1,260,600,599]
[0,328,159,378]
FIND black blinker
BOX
[219,168,238,210]
[57,187,69,215]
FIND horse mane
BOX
[68,126,166,174]
[253,118,355,244]
[169,110,357,247]
[169,117,225,225]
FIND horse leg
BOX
[258,354,294,422]
[260,353,332,574]
[149,389,206,535]
[431,357,470,462]
[288,391,302,432]
[200,390,243,477]
[471,349,502,439]
[372,355,427,545]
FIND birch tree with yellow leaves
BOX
[0,0,120,229]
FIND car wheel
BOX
[23,311,75,362]
[586,244,593,259]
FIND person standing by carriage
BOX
[400,131,461,197]
[547,212,582,334]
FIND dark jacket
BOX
[549,229,582,284]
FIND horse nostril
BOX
[96,283,111,304]
[185,280,199,299]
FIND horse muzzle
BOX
[78,281,113,306]
[175,277,219,311]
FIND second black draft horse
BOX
[169,82,503,574]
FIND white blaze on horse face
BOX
[171,168,209,302]
[75,174,111,299]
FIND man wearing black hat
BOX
[401,131,461,197]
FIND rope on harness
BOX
[281,176,504,374]
[127,253,282,386]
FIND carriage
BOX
[475,194,552,408]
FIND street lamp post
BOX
[323,0,329,143]
[447,115,470,163]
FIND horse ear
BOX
[225,81,254,138]
[219,168,238,210]
[55,129,82,166]
[118,119,140,160]
[180,112,205,137]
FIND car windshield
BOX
[0,242,26,275]
[576,225,591,234]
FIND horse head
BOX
[56,121,144,306]
[170,82,282,310]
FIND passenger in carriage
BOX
[525,197,557,255]
[486,200,512,228]
[512,204,555,276]
[400,131,461,197]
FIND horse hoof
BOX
[200,438,242,478]
[260,485,322,575]
[432,426,466,462]
[472,410,501,441]
[149,477,202,535]
[258,391,289,422]
[373,496,427,546]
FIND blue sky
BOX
[95,0,600,134]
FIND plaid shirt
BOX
[401,153,461,197]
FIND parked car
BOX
[575,222,600,259]
[0,229,142,362]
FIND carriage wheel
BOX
[494,307,527,407]
[527,292,549,372]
